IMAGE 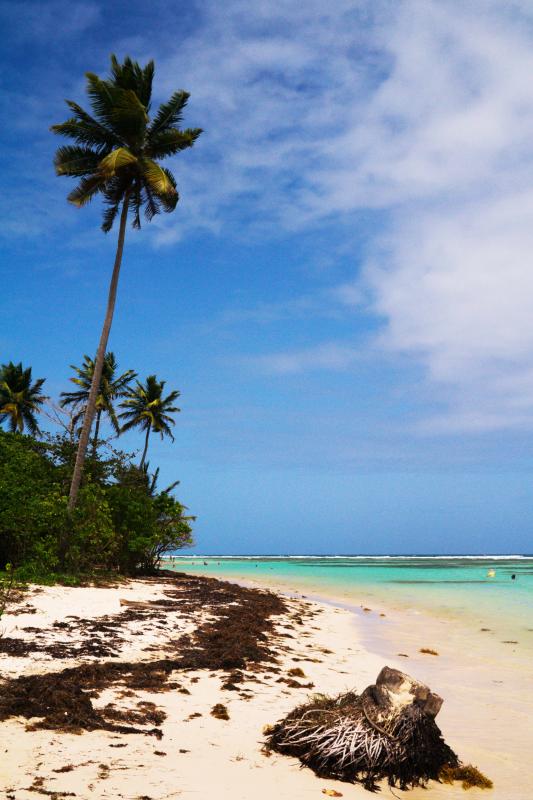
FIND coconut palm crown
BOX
[119,375,181,467]
[51,55,202,230]
[60,352,136,451]
[0,362,47,435]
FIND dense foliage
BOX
[0,429,194,579]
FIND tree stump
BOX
[265,667,458,791]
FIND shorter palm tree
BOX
[119,375,180,467]
[0,362,46,434]
[60,352,136,453]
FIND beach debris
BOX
[265,666,473,792]
[322,790,343,797]
[439,763,493,790]
[419,648,439,656]
[0,574,286,736]
[288,667,306,677]
[211,703,230,720]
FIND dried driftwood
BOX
[265,667,459,791]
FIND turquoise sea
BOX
[167,555,533,636]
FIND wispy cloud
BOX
[218,282,366,326]
[244,342,362,375]
[148,0,533,431]
[0,1,100,41]
[5,0,533,434]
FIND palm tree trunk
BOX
[67,193,130,515]
[140,423,151,468]
[92,409,102,457]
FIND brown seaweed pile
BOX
[439,764,493,790]
[265,667,461,792]
[0,573,286,737]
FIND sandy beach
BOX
[0,573,527,799]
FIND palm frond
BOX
[143,183,161,222]
[67,174,106,207]
[131,178,142,229]
[147,127,202,159]
[85,72,122,128]
[158,168,179,212]
[101,174,131,231]
[54,145,102,177]
[149,91,190,137]
[50,113,118,150]
[98,146,138,177]
[101,200,121,233]
[141,158,177,196]
[110,89,149,143]
[110,54,154,108]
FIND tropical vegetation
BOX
[119,375,180,467]
[51,54,202,512]
[60,352,136,454]
[0,361,47,435]
[0,356,192,580]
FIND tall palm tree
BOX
[51,55,201,510]
[119,375,180,468]
[0,362,46,435]
[60,352,136,454]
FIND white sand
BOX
[1,577,523,799]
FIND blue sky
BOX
[2,0,533,554]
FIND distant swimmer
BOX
[511,574,516,580]
[203,561,208,566]
[487,569,496,578]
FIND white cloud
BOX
[8,0,533,434]
[152,0,533,431]
[246,342,362,375]
[352,3,533,431]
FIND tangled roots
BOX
[265,668,460,792]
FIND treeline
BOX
[0,356,193,579]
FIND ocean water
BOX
[167,555,533,636]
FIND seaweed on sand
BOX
[439,764,493,790]
[265,667,465,792]
[0,573,286,736]
[211,703,230,720]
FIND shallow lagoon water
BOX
[168,555,533,641]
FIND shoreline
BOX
[0,573,527,798]
[164,557,533,641]
[170,566,532,799]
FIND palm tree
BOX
[51,55,201,510]
[0,362,46,435]
[60,352,136,454]
[119,375,180,468]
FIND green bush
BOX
[0,429,194,577]
[0,432,57,566]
